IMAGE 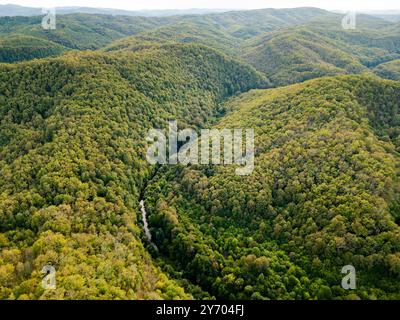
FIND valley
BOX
[0,6,399,300]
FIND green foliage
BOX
[0,14,169,62]
[241,15,400,86]
[0,44,263,299]
[374,60,400,80]
[1,7,400,301]
[0,8,330,63]
[0,35,66,62]
[144,75,400,300]
[104,23,241,58]
[105,12,400,87]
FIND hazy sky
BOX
[1,0,400,11]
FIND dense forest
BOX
[374,60,400,81]
[143,75,400,299]
[241,17,400,85]
[0,43,263,299]
[0,7,399,300]
[0,8,332,63]
[2,8,400,88]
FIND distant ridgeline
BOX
[1,8,400,86]
[0,4,229,17]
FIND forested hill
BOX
[0,35,66,63]
[1,6,400,301]
[374,59,400,80]
[0,14,169,55]
[3,8,400,88]
[143,75,400,300]
[0,8,330,62]
[103,12,400,86]
[241,15,400,86]
[0,44,264,299]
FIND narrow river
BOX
[139,200,158,251]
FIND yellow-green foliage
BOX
[374,60,400,80]
[144,75,400,300]
[0,44,264,299]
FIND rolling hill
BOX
[0,8,330,62]
[104,11,400,86]
[0,43,264,299]
[0,14,169,51]
[103,22,241,58]
[374,59,400,80]
[0,35,66,63]
[143,75,400,300]
[1,6,400,301]
[0,4,229,17]
[241,15,400,85]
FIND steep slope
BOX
[0,44,264,299]
[144,75,400,300]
